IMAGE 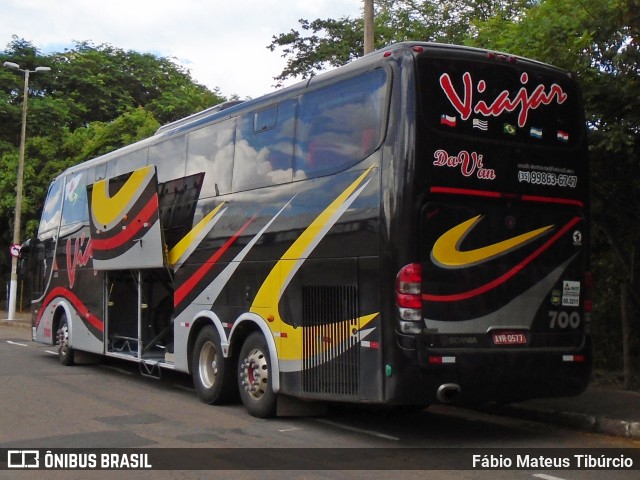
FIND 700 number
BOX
[549,311,581,329]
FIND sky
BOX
[0,0,364,99]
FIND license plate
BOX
[492,331,528,345]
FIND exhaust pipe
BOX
[437,383,461,403]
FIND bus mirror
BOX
[18,238,36,275]
[19,237,38,259]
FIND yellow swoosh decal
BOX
[167,202,226,266]
[251,166,377,362]
[91,165,155,228]
[431,215,554,268]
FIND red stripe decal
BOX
[430,187,584,207]
[38,286,104,332]
[91,194,159,251]
[430,186,501,199]
[521,194,584,207]
[174,216,256,307]
[423,217,582,302]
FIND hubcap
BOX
[240,348,268,400]
[198,341,218,389]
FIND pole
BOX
[7,69,30,321]
[364,0,374,55]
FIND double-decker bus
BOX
[21,42,591,417]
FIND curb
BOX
[481,403,640,441]
[0,319,31,329]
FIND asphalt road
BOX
[0,323,637,480]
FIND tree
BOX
[267,0,532,85]
[0,38,227,305]
[48,41,224,127]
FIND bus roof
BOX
[58,42,574,179]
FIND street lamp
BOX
[3,61,51,321]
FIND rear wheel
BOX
[192,325,237,404]
[56,314,75,366]
[238,332,276,418]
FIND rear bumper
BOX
[394,332,591,405]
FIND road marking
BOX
[45,350,58,355]
[6,340,28,347]
[533,474,569,480]
[278,427,301,433]
[315,418,400,441]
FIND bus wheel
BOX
[56,314,75,366]
[238,332,276,418]
[192,325,236,404]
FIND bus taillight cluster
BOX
[395,263,423,334]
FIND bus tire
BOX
[192,325,237,404]
[56,313,75,366]
[237,332,277,418]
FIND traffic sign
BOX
[9,244,21,257]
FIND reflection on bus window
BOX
[232,99,296,191]
[61,172,89,226]
[149,136,187,183]
[294,69,387,180]
[106,148,148,179]
[38,176,64,239]
[187,119,236,197]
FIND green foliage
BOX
[64,107,160,162]
[268,17,364,86]
[267,0,533,83]
[0,36,227,298]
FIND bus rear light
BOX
[396,293,422,309]
[398,307,422,321]
[562,354,585,362]
[396,263,421,294]
[428,356,456,364]
[396,263,423,334]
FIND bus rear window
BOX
[418,56,583,148]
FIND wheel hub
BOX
[240,348,268,399]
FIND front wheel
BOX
[237,332,276,418]
[56,314,75,366]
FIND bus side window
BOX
[232,99,296,192]
[150,136,187,184]
[294,69,387,180]
[186,119,236,197]
[107,148,148,178]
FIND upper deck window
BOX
[294,68,388,180]
[232,99,296,191]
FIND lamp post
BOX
[3,61,51,321]
[364,0,374,54]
